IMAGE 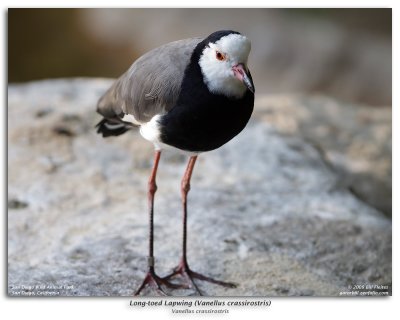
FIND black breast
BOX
[159,92,254,152]
[159,42,254,153]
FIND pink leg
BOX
[163,156,237,295]
[134,150,183,296]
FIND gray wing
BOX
[97,37,203,123]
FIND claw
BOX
[134,268,184,296]
[163,260,236,296]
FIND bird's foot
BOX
[163,259,237,296]
[134,267,185,296]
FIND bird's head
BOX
[199,30,255,99]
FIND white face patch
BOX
[198,34,251,99]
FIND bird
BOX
[96,30,255,296]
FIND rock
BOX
[254,95,392,217]
[8,79,391,296]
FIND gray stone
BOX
[254,95,392,217]
[8,79,391,296]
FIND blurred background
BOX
[9,8,391,106]
[8,8,392,216]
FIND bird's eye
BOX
[216,51,226,61]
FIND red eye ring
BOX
[216,51,225,61]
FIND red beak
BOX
[232,63,255,93]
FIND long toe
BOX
[134,269,183,296]
[163,262,237,296]
[189,270,237,288]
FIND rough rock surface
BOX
[8,79,391,296]
[254,95,392,217]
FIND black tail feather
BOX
[95,118,131,137]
